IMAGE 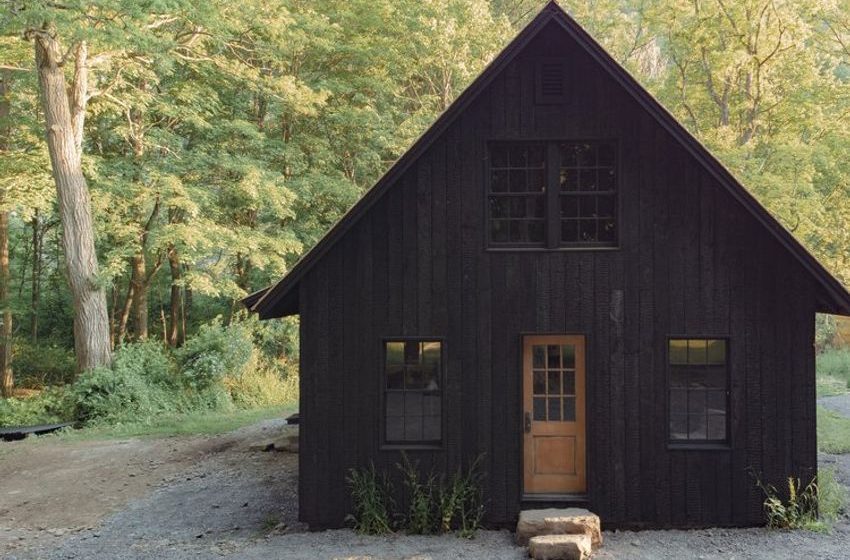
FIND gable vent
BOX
[535,60,567,104]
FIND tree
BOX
[0,69,12,396]
[25,27,112,371]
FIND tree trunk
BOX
[30,211,42,343]
[166,245,182,347]
[116,279,134,345]
[0,211,11,398]
[0,71,13,397]
[32,31,111,371]
[130,252,147,339]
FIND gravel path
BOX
[4,397,850,560]
[820,394,850,418]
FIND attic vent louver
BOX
[535,59,566,104]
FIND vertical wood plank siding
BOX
[296,22,818,529]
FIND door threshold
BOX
[522,493,588,502]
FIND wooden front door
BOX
[523,335,586,495]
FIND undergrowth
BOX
[754,469,847,532]
[347,453,485,538]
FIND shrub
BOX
[71,341,176,423]
[0,387,73,427]
[175,320,254,391]
[223,356,298,408]
[12,340,76,389]
[346,463,394,535]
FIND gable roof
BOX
[249,0,850,319]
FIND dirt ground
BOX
[2,404,850,560]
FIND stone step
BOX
[528,534,591,560]
[516,508,602,548]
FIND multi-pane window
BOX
[559,142,617,245]
[488,141,618,248]
[668,338,728,443]
[384,340,442,445]
[488,143,547,245]
[531,343,577,422]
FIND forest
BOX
[0,0,848,427]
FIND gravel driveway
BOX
[4,397,850,560]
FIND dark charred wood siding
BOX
[296,22,818,529]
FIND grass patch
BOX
[817,467,848,529]
[42,405,294,442]
[816,348,850,397]
[817,405,850,454]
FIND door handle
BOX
[524,411,531,433]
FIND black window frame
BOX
[381,337,445,449]
[666,336,730,449]
[486,140,620,250]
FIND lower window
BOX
[384,339,442,445]
[668,338,728,443]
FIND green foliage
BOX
[756,474,820,530]
[754,469,846,532]
[348,454,485,537]
[437,455,486,538]
[817,467,848,530]
[174,320,254,390]
[816,348,850,396]
[817,406,850,454]
[345,463,394,535]
[398,452,439,534]
[0,387,71,427]
[71,366,169,424]
[224,358,298,409]
[12,340,76,389]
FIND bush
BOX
[224,354,298,408]
[175,320,254,391]
[70,342,176,423]
[12,340,76,389]
[0,387,73,427]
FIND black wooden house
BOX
[247,2,850,529]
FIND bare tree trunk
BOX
[0,211,11,398]
[0,71,13,397]
[130,253,147,339]
[30,31,111,371]
[30,210,42,343]
[116,279,134,345]
[166,245,182,347]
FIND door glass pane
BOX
[533,397,546,421]
[547,371,561,395]
[548,397,561,421]
[533,370,546,394]
[547,345,560,368]
[561,344,575,368]
[563,396,576,421]
[533,345,545,368]
[563,371,575,395]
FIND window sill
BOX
[667,442,731,451]
[380,444,443,452]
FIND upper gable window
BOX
[488,141,618,249]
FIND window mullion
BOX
[546,143,560,249]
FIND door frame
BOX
[519,332,589,500]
